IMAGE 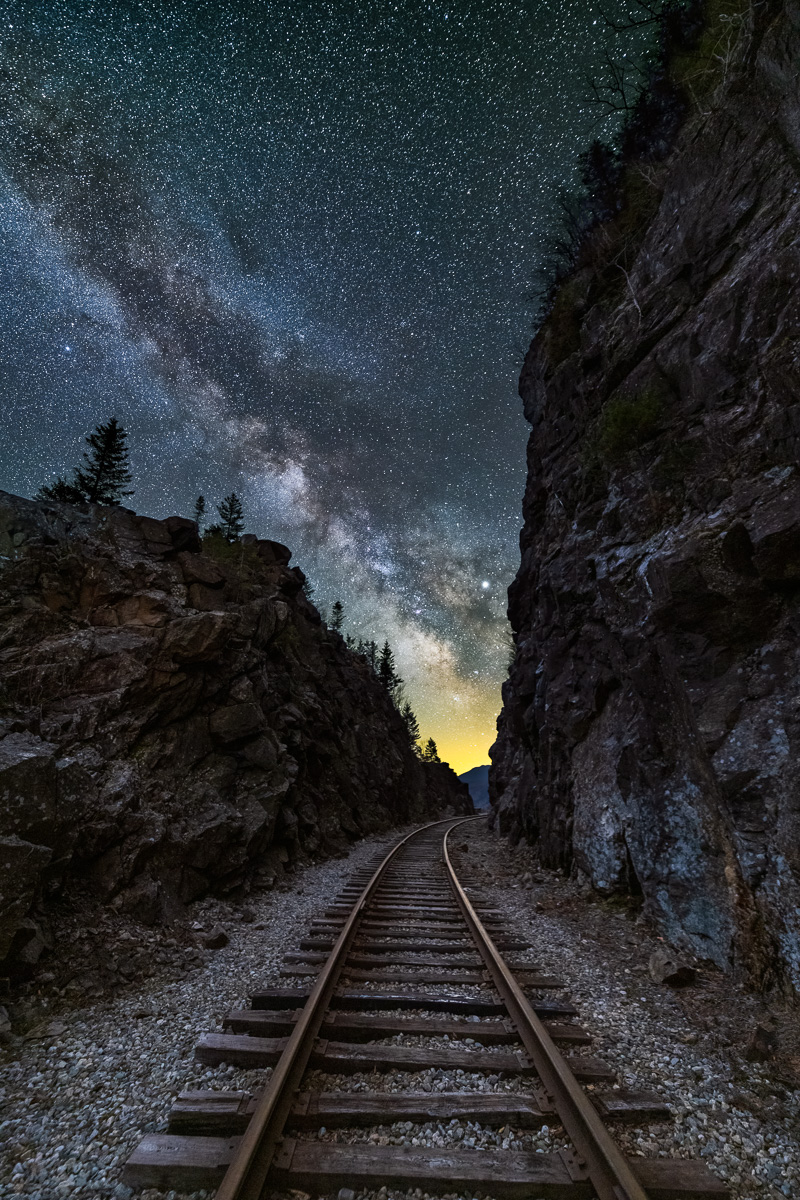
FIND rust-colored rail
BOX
[213,817,459,1200]
[123,817,728,1200]
[443,818,649,1200]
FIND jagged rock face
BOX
[491,0,800,993]
[0,492,470,969]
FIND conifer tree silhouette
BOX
[421,737,441,763]
[217,492,244,542]
[378,640,403,704]
[37,417,134,506]
[401,701,421,750]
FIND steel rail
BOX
[443,817,651,1200]
[214,817,459,1200]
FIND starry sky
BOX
[0,0,633,773]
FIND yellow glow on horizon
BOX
[412,676,501,776]
[435,727,495,777]
[366,608,504,779]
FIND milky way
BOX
[0,0,632,771]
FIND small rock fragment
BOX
[744,1023,778,1062]
[648,948,697,987]
[202,925,230,949]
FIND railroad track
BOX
[123,818,728,1199]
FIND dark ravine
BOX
[491,0,800,995]
[0,490,470,977]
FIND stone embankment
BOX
[0,490,470,984]
[491,0,800,994]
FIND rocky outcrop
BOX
[0,491,470,971]
[491,0,800,994]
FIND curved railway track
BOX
[123,818,728,1200]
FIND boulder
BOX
[0,735,58,844]
[648,949,697,988]
[164,516,202,554]
[202,925,229,949]
[177,552,226,588]
[255,539,291,566]
[744,1023,778,1062]
[209,703,265,745]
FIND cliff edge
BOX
[0,491,470,976]
[492,0,800,993]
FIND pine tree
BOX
[359,640,378,670]
[378,640,403,704]
[331,600,345,632]
[217,492,244,542]
[73,417,134,504]
[421,737,441,763]
[37,417,134,506]
[401,701,420,749]
[193,495,206,530]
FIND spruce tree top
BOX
[217,492,245,542]
[36,416,134,506]
[74,418,134,505]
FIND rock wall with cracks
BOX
[491,0,800,994]
[0,491,471,972]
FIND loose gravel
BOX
[0,830,403,1200]
[3,818,797,1200]
[452,820,800,1200]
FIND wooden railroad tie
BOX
[121,818,730,1200]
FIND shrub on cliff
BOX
[534,0,706,327]
[596,387,664,463]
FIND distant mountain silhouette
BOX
[459,763,490,810]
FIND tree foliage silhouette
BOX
[37,417,134,506]
[421,737,441,763]
[378,640,404,704]
[217,492,245,542]
[193,495,206,530]
[359,639,378,670]
[400,701,420,750]
[331,600,345,632]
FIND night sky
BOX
[0,1,629,772]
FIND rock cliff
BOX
[0,491,470,973]
[491,0,800,994]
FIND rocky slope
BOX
[0,491,470,974]
[491,0,800,994]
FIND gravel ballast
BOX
[0,831,401,1200]
[451,820,800,1200]
[1,818,797,1200]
